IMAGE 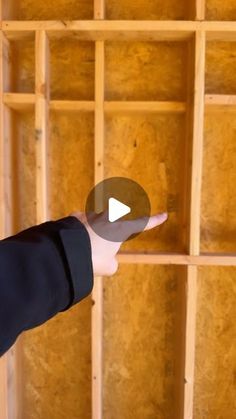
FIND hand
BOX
[70,211,168,277]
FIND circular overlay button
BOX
[85,177,151,242]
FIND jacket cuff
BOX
[57,216,94,311]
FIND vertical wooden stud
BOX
[0,29,8,419]
[7,341,22,419]
[0,7,4,239]
[174,266,198,419]
[94,0,104,19]
[35,30,49,224]
[189,31,205,256]
[0,32,12,236]
[179,37,195,253]
[0,27,22,419]
[175,34,196,419]
[174,267,186,419]
[0,356,8,419]
[0,29,20,419]
[92,40,104,419]
[182,30,206,419]
[0,0,15,20]
[93,1,105,419]
[183,265,198,419]
[195,0,205,21]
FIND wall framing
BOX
[0,0,236,417]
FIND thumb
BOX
[124,212,168,237]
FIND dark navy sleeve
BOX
[0,215,94,357]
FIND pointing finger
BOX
[122,212,168,239]
[143,212,168,231]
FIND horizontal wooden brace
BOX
[205,94,236,112]
[50,100,94,112]
[5,94,236,116]
[104,101,186,113]
[117,252,236,266]
[2,21,236,42]
[3,93,35,110]
[5,94,236,115]
[3,94,187,113]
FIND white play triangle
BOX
[108,197,131,222]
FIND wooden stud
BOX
[0,27,5,239]
[182,30,206,419]
[178,37,195,254]
[94,0,105,20]
[176,33,198,417]
[189,31,206,256]
[0,0,15,21]
[174,36,196,418]
[0,30,8,419]
[196,0,205,21]
[0,29,22,419]
[92,272,103,419]
[92,42,104,419]
[0,31,8,419]
[183,265,198,419]
[0,34,12,235]
[0,356,7,419]
[35,30,49,224]
[7,342,23,419]
[94,43,105,189]
[92,3,105,418]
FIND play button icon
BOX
[108,198,131,222]
[85,177,151,242]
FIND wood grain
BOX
[194,266,236,418]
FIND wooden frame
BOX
[0,28,8,419]
[92,2,105,418]
[35,30,49,224]
[0,0,236,417]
